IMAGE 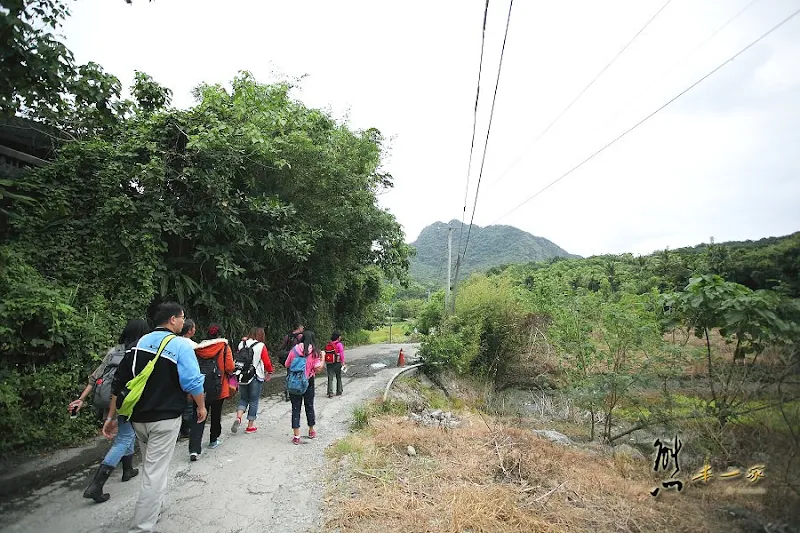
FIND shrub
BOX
[344,330,370,347]
[0,362,101,454]
[0,247,118,454]
[418,315,479,374]
[417,291,445,334]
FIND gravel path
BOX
[0,343,418,533]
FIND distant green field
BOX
[366,322,411,344]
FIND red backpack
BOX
[324,341,338,363]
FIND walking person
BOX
[178,318,197,439]
[104,302,206,533]
[285,330,323,445]
[231,327,274,434]
[189,323,234,460]
[324,332,346,398]
[70,319,150,503]
[180,318,198,347]
[278,322,303,401]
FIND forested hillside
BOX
[409,220,577,285]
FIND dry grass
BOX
[323,413,783,533]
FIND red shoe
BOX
[292,436,301,445]
[308,429,317,439]
[245,426,258,434]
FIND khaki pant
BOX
[129,417,181,533]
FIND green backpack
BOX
[118,334,176,417]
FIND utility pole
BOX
[446,227,453,312]
[451,255,461,314]
[388,302,393,343]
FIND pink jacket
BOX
[332,340,345,364]
[284,344,322,379]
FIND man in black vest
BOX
[104,302,206,533]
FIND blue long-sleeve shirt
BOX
[112,328,205,422]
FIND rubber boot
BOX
[121,454,138,482]
[83,464,114,503]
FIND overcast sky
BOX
[61,0,800,257]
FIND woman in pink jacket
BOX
[324,332,345,398]
[284,330,323,445]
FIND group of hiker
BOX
[67,302,347,533]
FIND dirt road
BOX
[0,343,418,533]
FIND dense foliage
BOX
[419,232,800,372]
[419,234,800,441]
[10,72,408,337]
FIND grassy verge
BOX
[344,322,414,347]
[326,413,746,532]
[365,322,412,344]
[324,377,799,533]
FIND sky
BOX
[60,0,800,258]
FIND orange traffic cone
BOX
[397,348,406,367]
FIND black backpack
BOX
[234,342,257,385]
[197,347,223,400]
[279,332,300,367]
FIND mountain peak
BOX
[409,221,578,285]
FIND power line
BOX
[454,0,514,297]
[604,0,763,127]
[456,0,491,270]
[490,5,800,225]
[489,0,673,188]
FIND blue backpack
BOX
[286,346,309,396]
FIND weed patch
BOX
[351,398,410,430]
[325,414,789,533]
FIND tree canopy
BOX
[6,70,410,359]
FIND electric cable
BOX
[456,0,492,267]
[489,0,674,188]
[458,0,515,268]
[490,5,800,224]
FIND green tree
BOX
[605,261,620,293]
[594,293,661,441]
[417,291,445,335]
[12,73,410,336]
[551,293,602,440]
[393,298,424,320]
[1,1,128,133]
[663,275,799,424]
[705,241,731,278]
[1,0,75,118]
